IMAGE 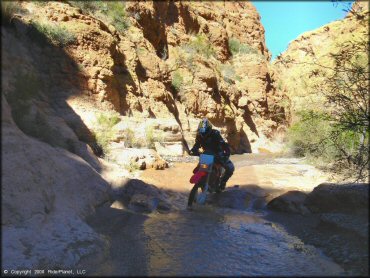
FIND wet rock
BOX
[304,183,369,213]
[210,188,253,210]
[129,193,159,213]
[319,212,368,238]
[118,179,160,198]
[157,200,172,212]
[115,179,171,213]
[267,190,310,215]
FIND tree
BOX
[315,38,369,181]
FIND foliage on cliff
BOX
[278,2,369,181]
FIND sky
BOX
[252,1,354,60]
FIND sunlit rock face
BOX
[6,1,288,155]
[273,1,369,121]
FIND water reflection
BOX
[142,207,343,276]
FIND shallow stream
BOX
[82,154,344,276]
[85,205,343,276]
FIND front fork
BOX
[188,164,214,206]
[200,163,213,193]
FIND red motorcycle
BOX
[188,153,225,207]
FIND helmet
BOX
[198,118,212,137]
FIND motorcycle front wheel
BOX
[188,182,205,206]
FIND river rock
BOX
[155,142,184,156]
[114,179,171,213]
[129,193,159,213]
[210,188,250,209]
[108,144,168,170]
[319,212,368,238]
[267,190,310,215]
[304,183,369,213]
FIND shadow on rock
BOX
[264,182,369,276]
[207,184,281,211]
[109,179,173,214]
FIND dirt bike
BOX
[188,153,226,207]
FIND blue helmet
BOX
[198,118,212,137]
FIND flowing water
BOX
[82,154,345,276]
[85,205,343,276]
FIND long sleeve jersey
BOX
[191,129,231,156]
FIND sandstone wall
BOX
[1,95,110,269]
[6,1,288,155]
[273,1,369,121]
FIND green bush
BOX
[228,38,259,56]
[93,112,121,156]
[31,21,76,47]
[286,110,369,180]
[183,33,215,58]
[96,112,120,127]
[287,110,334,159]
[125,160,140,172]
[69,1,101,14]
[68,1,129,32]
[123,128,135,148]
[145,125,163,149]
[171,71,184,92]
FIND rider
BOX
[189,118,234,191]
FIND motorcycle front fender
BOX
[189,171,207,184]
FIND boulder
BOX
[2,96,110,270]
[108,145,168,170]
[114,179,172,213]
[210,186,267,210]
[267,190,310,215]
[129,193,159,213]
[155,142,184,156]
[304,183,369,213]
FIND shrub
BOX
[125,161,140,172]
[183,33,215,58]
[286,110,369,181]
[123,128,135,148]
[171,71,184,92]
[93,112,121,156]
[30,21,76,47]
[68,1,101,14]
[68,1,129,32]
[102,2,130,32]
[96,112,120,127]
[287,110,334,158]
[228,38,259,56]
[145,125,163,149]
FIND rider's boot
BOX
[219,180,226,191]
